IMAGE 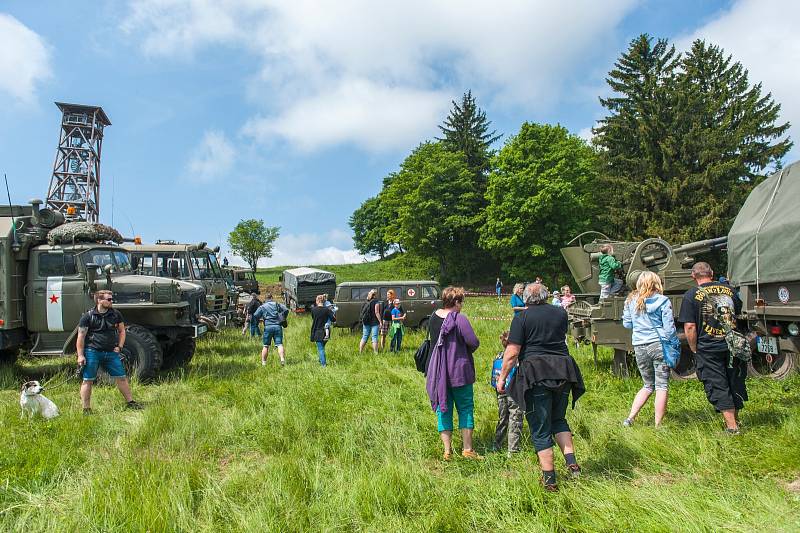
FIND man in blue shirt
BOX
[252,293,289,367]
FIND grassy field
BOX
[256,254,438,286]
[0,296,799,532]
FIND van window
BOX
[422,286,439,298]
[38,253,78,277]
[379,287,402,300]
[350,287,374,301]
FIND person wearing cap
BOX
[551,291,562,306]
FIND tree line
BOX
[350,34,792,285]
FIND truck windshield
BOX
[81,249,133,273]
[208,253,223,277]
[190,252,218,280]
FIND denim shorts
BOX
[634,341,670,391]
[262,324,284,346]
[361,324,379,342]
[82,348,126,381]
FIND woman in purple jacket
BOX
[425,286,482,460]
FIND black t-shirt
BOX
[310,306,336,342]
[508,304,569,360]
[364,299,381,326]
[79,308,124,352]
[679,281,742,353]
[246,298,262,315]
[428,312,445,341]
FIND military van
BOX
[127,240,232,328]
[333,281,442,330]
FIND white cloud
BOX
[123,0,638,151]
[677,0,800,159]
[577,127,594,143]
[0,14,51,103]
[257,230,366,267]
[186,130,235,182]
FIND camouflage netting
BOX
[47,222,124,245]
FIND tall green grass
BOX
[257,253,438,285]
[1,297,798,531]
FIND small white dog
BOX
[20,380,60,420]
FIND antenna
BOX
[4,173,17,246]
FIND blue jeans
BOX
[249,319,262,337]
[316,341,327,366]
[361,324,379,343]
[436,384,475,432]
[82,349,126,381]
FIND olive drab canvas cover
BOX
[727,161,800,285]
[282,267,336,291]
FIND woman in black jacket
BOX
[310,294,336,367]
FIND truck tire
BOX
[417,317,429,332]
[670,345,697,381]
[748,349,796,380]
[121,325,163,382]
[162,337,196,369]
[0,347,18,365]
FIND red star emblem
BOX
[49,294,59,304]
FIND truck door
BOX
[27,250,91,333]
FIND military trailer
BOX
[561,232,726,379]
[334,281,442,330]
[223,266,259,295]
[127,240,232,329]
[0,200,208,379]
[728,161,800,379]
[282,268,336,311]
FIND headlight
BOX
[788,322,800,336]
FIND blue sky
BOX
[1,0,797,266]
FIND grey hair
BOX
[513,282,524,294]
[523,283,549,305]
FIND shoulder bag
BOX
[645,301,681,369]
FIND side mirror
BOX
[86,262,99,290]
[103,264,113,285]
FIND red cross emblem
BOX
[50,294,59,304]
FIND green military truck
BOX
[127,240,233,329]
[334,281,442,330]
[223,266,259,295]
[0,200,208,379]
[282,268,336,311]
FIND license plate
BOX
[195,324,208,337]
[757,336,778,355]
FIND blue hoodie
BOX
[622,294,676,346]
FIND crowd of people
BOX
[73,260,747,493]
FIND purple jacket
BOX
[425,312,480,413]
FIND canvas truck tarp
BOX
[282,267,336,290]
[727,161,800,285]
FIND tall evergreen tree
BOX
[437,90,502,175]
[593,34,680,239]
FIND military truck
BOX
[223,266,259,295]
[0,200,208,379]
[728,161,800,379]
[281,268,336,311]
[127,241,232,329]
[561,232,726,379]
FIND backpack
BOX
[360,301,373,325]
[277,304,289,328]
[490,352,517,389]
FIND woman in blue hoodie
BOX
[622,271,676,427]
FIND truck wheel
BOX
[121,325,163,381]
[671,345,697,381]
[0,347,18,365]
[162,337,196,369]
[417,317,429,332]
[748,349,796,380]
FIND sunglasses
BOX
[102,297,114,302]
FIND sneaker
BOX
[622,418,634,427]
[542,481,559,493]
[261,360,267,366]
[82,407,93,416]
[280,360,285,367]
[725,427,741,435]
[461,449,484,460]
[567,463,582,478]
[125,400,143,410]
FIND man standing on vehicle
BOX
[678,262,747,434]
[253,293,288,366]
[76,290,143,414]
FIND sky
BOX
[1,0,798,267]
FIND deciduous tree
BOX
[228,219,280,272]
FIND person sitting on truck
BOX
[599,245,624,299]
[621,271,675,427]
[678,262,747,434]
[245,292,262,338]
[253,293,288,367]
[76,290,143,414]
[359,289,382,354]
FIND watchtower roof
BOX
[54,102,111,126]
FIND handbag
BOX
[645,301,680,369]
[414,323,432,374]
